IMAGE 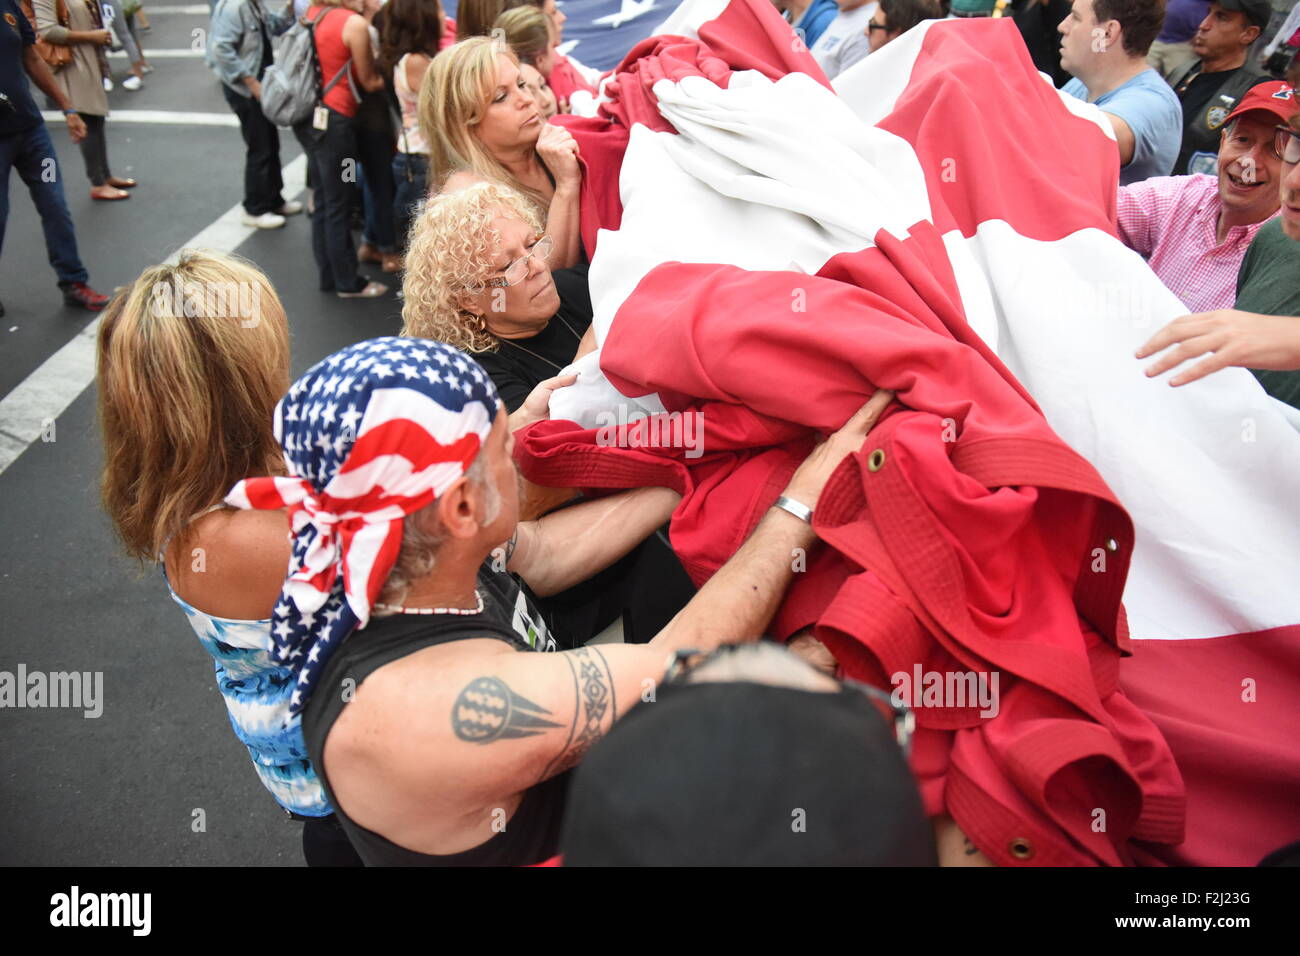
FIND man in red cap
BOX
[1137,84,1300,411]
[1117,80,1298,313]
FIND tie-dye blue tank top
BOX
[163,574,332,817]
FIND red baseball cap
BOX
[1225,81,1299,126]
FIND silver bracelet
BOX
[771,494,813,524]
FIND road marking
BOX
[41,110,238,127]
[107,48,205,57]
[142,3,211,11]
[0,154,308,476]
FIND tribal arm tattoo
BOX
[446,646,617,782]
[538,646,616,782]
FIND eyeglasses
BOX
[661,645,915,758]
[485,234,553,289]
[867,20,889,32]
[1275,124,1300,165]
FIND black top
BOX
[473,262,594,411]
[302,560,569,866]
[1172,62,1267,175]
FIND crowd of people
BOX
[4,0,1299,865]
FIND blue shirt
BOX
[793,0,841,51]
[1063,69,1182,186]
[0,0,45,137]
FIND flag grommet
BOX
[867,449,886,472]
[1009,837,1035,860]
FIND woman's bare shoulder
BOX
[166,509,292,621]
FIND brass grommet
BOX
[867,449,886,472]
[1105,537,1119,553]
[1009,837,1035,860]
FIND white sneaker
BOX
[276,200,304,216]
[122,75,142,91]
[241,211,286,229]
[102,76,113,92]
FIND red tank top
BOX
[308,5,358,118]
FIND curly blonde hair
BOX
[401,180,543,352]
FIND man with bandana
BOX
[229,337,891,866]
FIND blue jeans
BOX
[296,109,366,293]
[0,123,89,286]
[391,152,427,253]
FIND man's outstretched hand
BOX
[783,389,895,511]
[1137,310,1300,387]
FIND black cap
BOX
[559,681,937,866]
[1215,0,1273,29]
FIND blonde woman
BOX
[418,36,583,269]
[96,250,360,865]
[494,6,560,117]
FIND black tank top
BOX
[301,562,569,866]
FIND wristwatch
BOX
[62,109,78,116]
[772,494,813,525]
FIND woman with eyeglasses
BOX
[402,180,588,412]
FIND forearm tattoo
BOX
[539,646,615,781]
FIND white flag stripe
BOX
[565,7,1300,641]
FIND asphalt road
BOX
[0,6,407,866]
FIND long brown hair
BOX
[97,251,290,563]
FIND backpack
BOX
[19,0,73,71]
[259,5,354,128]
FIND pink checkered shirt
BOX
[1116,174,1279,313]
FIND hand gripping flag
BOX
[226,338,500,716]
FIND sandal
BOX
[337,281,388,299]
[357,242,383,265]
[381,254,404,273]
[106,176,138,189]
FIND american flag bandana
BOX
[225,337,501,716]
